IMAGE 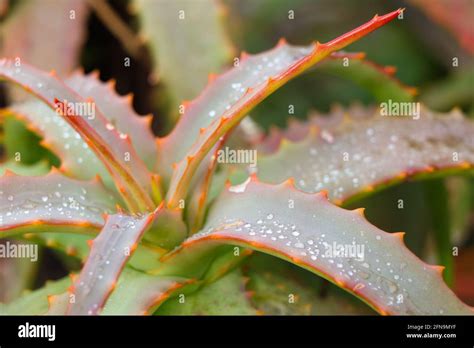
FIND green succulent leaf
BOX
[159,178,473,315]
[66,211,156,315]
[0,267,189,315]
[0,159,50,176]
[2,115,58,165]
[0,276,70,315]
[136,0,233,106]
[2,102,112,186]
[163,9,404,207]
[0,60,158,212]
[319,52,417,102]
[0,169,116,238]
[156,269,257,315]
[144,204,188,250]
[243,254,374,315]
[102,268,195,315]
[254,106,474,205]
[0,240,39,303]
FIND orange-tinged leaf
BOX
[164,9,404,208]
[159,178,473,315]
[0,60,156,212]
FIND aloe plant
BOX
[1,8,473,316]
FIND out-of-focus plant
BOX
[0,3,473,316]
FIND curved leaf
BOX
[65,72,157,170]
[159,177,473,315]
[3,268,190,315]
[0,277,70,315]
[2,102,111,186]
[164,9,403,207]
[136,0,233,105]
[0,169,116,238]
[319,52,417,102]
[156,269,257,315]
[243,254,374,315]
[102,268,195,315]
[254,106,474,205]
[0,159,49,176]
[0,0,88,100]
[66,211,156,315]
[0,60,157,212]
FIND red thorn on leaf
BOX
[124,93,134,105]
[384,66,397,75]
[240,51,249,60]
[392,232,405,242]
[353,207,365,216]
[284,177,295,187]
[319,189,329,199]
[277,37,288,47]
[430,265,445,275]
[86,240,94,249]
[208,73,217,83]
[3,169,15,176]
[249,173,259,182]
[425,166,435,173]
[107,79,117,90]
[89,70,100,79]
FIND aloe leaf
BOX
[0,267,189,315]
[186,136,227,234]
[156,269,257,315]
[0,0,88,100]
[0,60,157,212]
[22,232,163,272]
[409,0,474,55]
[0,168,116,238]
[136,0,233,107]
[164,9,403,207]
[2,115,58,165]
[144,204,187,250]
[0,159,49,176]
[102,268,195,315]
[65,72,157,170]
[2,102,112,187]
[0,240,40,303]
[0,276,70,315]
[66,211,155,315]
[48,269,194,315]
[160,178,473,315]
[423,179,453,286]
[244,254,374,315]
[254,106,474,205]
[319,52,417,102]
